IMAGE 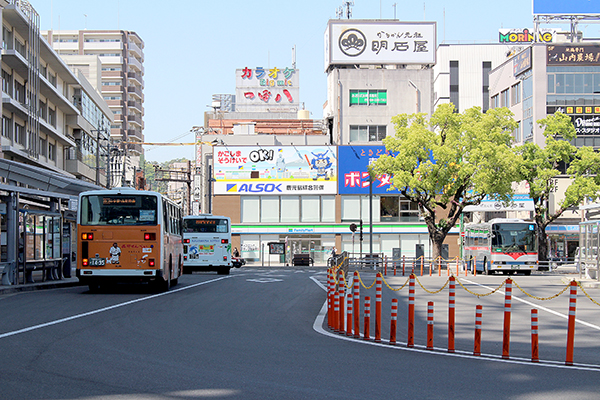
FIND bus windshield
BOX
[183,218,229,233]
[80,194,158,226]
[491,223,537,252]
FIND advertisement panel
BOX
[547,44,600,66]
[213,146,337,195]
[338,145,400,195]
[548,106,600,135]
[235,66,300,112]
[325,20,436,70]
[513,47,532,76]
[533,0,600,15]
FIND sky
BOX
[29,0,600,163]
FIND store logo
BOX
[226,184,237,192]
[238,183,283,193]
[339,28,366,57]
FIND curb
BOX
[0,279,83,295]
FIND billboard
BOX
[213,146,337,195]
[513,47,532,76]
[235,66,300,112]
[547,44,600,66]
[324,20,436,71]
[533,0,600,15]
[548,106,600,135]
[338,145,400,195]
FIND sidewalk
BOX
[0,271,82,295]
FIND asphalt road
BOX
[1,267,599,399]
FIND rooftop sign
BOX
[324,20,436,71]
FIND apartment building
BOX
[42,29,145,187]
[0,0,113,284]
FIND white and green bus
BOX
[182,215,232,275]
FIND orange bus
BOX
[76,188,183,291]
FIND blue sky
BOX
[30,1,600,163]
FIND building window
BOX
[280,196,299,223]
[349,90,387,106]
[450,60,459,110]
[513,121,522,143]
[48,108,56,127]
[48,142,56,161]
[321,196,335,222]
[500,89,509,107]
[301,196,320,222]
[2,115,12,139]
[350,125,386,142]
[15,123,25,145]
[482,61,491,112]
[491,94,499,109]
[39,137,47,157]
[14,80,25,104]
[511,82,521,106]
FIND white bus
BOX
[463,218,538,275]
[182,215,232,275]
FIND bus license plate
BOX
[511,265,520,270]
[89,257,106,266]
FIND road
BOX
[1,267,599,399]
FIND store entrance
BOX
[284,236,323,265]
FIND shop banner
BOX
[338,145,401,195]
[213,145,337,195]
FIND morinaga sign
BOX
[324,20,436,71]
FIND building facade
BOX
[42,29,145,187]
[1,0,113,285]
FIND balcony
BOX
[126,142,143,156]
[127,57,143,72]
[127,114,143,126]
[127,129,143,141]
[127,99,143,112]
[127,85,143,99]
[127,41,143,60]
[127,71,143,86]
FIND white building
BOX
[42,29,145,187]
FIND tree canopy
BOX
[516,112,600,261]
[370,103,519,260]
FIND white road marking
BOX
[0,276,230,339]
[246,278,284,283]
[309,275,600,372]
[461,278,600,331]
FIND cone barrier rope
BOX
[375,273,383,343]
[566,280,578,366]
[502,278,513,359]
[408,274,415,348]
[474,305,482,356]
[364,296,371,341]
[448,276,456,353]
[346,293,353,336]
[338,272,345,334]
[353,271,360,338]
[531,308,539,363]
[390,298,398,345]
[333,291,340,332]
[427,301,434,350]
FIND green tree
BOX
[516,112,600,262]
[370,104,519,261]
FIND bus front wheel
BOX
[218,267,230,275]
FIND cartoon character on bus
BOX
[108,242,121,264]
[310,150,333,180]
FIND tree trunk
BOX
[535,219,549,262]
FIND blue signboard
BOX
[533,0,599,15]
[338,145,401,195]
